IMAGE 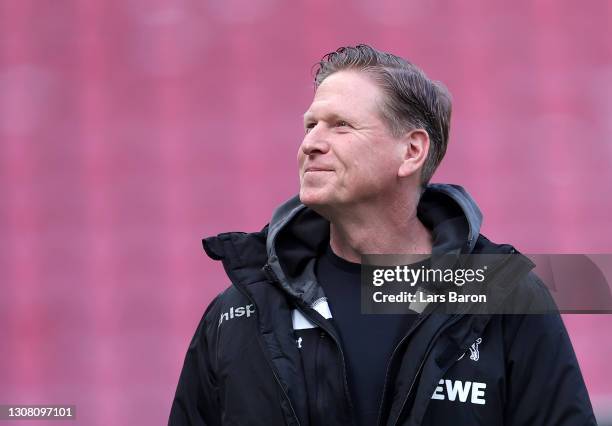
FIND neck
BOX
[327,197,433,264]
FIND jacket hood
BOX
[204,183,487,306]
[266,183,483,305]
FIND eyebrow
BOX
[302,111,347,124]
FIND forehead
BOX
[304,71,385,120]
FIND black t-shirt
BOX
[315,244,422,426]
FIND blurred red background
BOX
[1,0,611,424]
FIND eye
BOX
[335,120,350,128]
[304,122,316,133]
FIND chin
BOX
[299,191,320,207]
[299,188,330,207]
[299,189,338,220]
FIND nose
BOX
[300,124,330,157]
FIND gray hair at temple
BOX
[313,44,452,186]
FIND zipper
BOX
[389,313,467,426]
[392,316,479,426]
[375,313,428,426]
[315,331,325,424]
[233,281,301,426]
[293,301,357,426]
[264,262,356,425]
[391,341,436,426]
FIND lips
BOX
[304,166,333,173]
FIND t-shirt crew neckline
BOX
[323,244,362,274]
[323,243,431,274]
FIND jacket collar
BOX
[203,183,490,306]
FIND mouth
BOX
[304,167,333,173]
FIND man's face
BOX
[298,70,405,212]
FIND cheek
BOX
[358,153,399,184]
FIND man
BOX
[169,45,596,425]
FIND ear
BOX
[398,129,430,178]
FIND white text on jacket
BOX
[431,379,486,405]
[219,304,255,326]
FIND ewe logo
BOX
[431,379,487,405]
[218,304,255,326]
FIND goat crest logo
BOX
[469,338,483,361]
[457,338,483,362]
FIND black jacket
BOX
[169,184,596,425]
